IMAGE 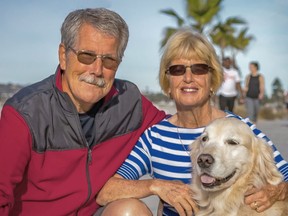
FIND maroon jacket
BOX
[0,67,165,215]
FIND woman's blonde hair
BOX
[159,28,223,96]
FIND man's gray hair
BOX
[61,8,129,60]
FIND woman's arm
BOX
[244,181,288,212]
[243,75,249,95]
[259,74,265,100]
[96,119,198,215]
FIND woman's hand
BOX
[244,182,288,212]
[150,179,198,216]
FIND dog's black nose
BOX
[197,154,214,168]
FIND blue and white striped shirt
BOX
[117,113,288,216]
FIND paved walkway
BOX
[257,119,288,161]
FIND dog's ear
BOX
[254,137,283,185]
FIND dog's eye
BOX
[226,139,239,145]
[201,135,208,142]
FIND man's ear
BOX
[58,43,66,70]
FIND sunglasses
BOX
[68,47,120,70]
[166,64,213,76]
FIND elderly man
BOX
[0,8,165,215]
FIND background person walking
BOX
[217,57,244,112]
[244,61,265,123]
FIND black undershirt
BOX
[78,99,104,147]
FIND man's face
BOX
[59,23,119,113]
[222,59,231,69]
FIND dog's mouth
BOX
[200,170,236,188]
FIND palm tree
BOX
[160,0,222,48]
[230,27,254,56]
[160,0,255,69]
[271,78,285,108]
[210,17,247,60]
[230,27,254,73]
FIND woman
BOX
[96,29,288,216]
[244,61,265,123]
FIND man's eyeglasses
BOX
[68,47,120,70]
[166,64,213,76]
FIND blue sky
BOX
[0,0,287,96]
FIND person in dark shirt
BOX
[244,61,265,123]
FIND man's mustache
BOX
[79,74,106,88]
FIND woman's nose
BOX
[183,67,193,82]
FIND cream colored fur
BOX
[190,118,288,216]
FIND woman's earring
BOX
[209,88,215,97]
[168,90,173,99]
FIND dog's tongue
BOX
[200,174,215,184]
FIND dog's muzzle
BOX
[197,154,214,168]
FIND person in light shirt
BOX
[217,57,244,112]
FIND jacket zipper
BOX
[76,141,92,215]
[87,148,92,165]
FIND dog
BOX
[190,117,288,216]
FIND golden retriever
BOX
[190,118,288,216]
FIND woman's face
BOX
[249,63,257,73]
[167,58,212,110]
